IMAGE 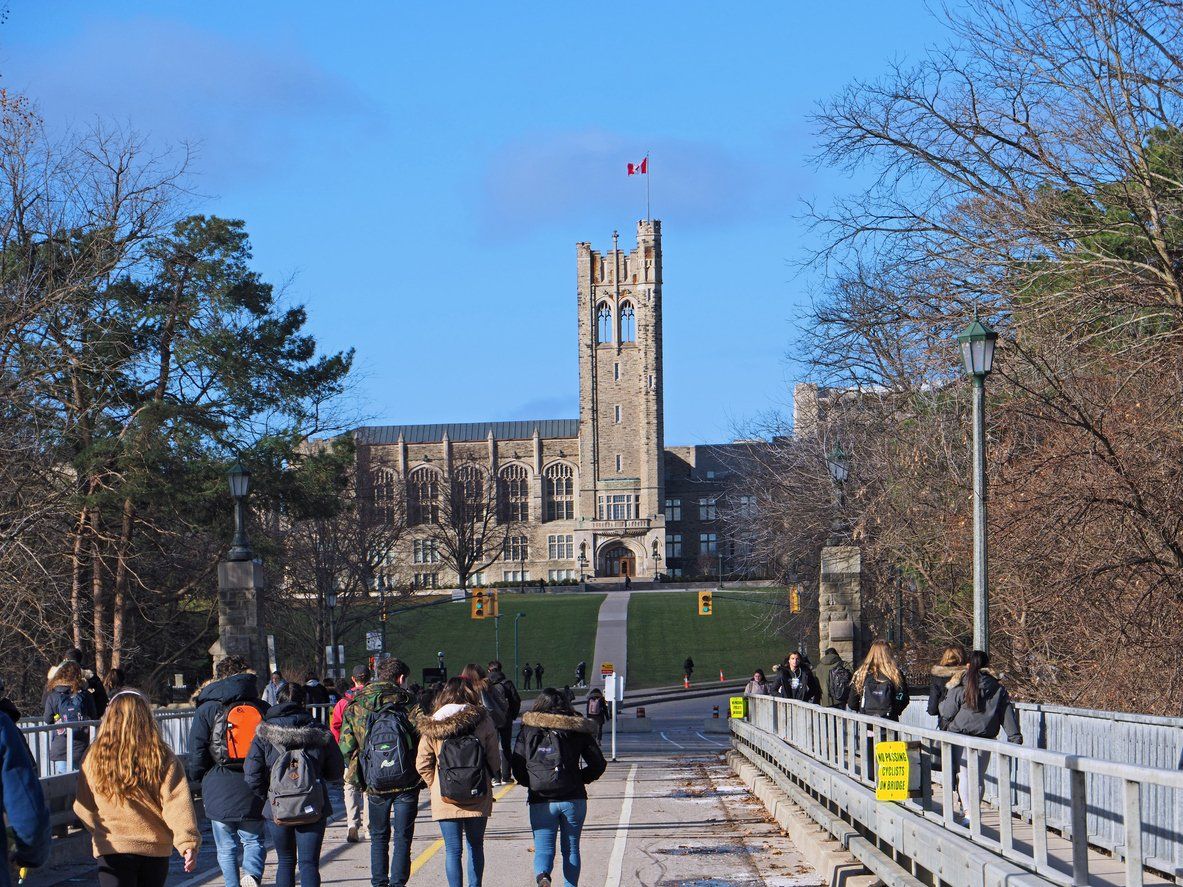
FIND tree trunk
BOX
[70,506,88,650]
[90,509,108,677]
[111,498,134,670]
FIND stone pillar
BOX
[211,559,268,680]
[818,545,862,665]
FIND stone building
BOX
[355,220,754,588]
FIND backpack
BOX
[482,687,509,729]
[587,696,604,718]
[361,704,419,792]
[267,748,324,825]
[828,664,853,707]
[860,675,895,718]
[437,733,488,802]
[525,728,581,798]
[211,702,264,769]
[54,693,85,735]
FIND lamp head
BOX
[227,461,251,499]
[956,313,998,378]
[826,443,849,485]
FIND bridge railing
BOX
[740,694,1183,886]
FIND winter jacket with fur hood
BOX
[414,703,501,820]
[938,669,1023,742]
[243,703,345,822]
[927,665,962,728]
[510,711,606,805]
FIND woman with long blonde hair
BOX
[44,660,96,774]
[73,691,200,886]
[847,640,909,721]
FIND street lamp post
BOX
[514,611,526,687]
[326,590,338,678]
[578,543,588,593]
[957,312,998,654]
[717,551,723,589]
[226,462,253,561]
[493,613,502,662]
[652,537,662,584]
[378,575,388,657]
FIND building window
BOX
[619,302,636,342]
[503,535,529,561]
[597,494,638,520]
[543,463,575,521]
[412,539,439,564]
[738,495,756,517]
[413,572,439,589]
[370,469,399,525]
[597,302,612,343]
[615,454,622,473]
[498,464,529,523]
[666,533,682,559]
[503,570,530,583]
[548,569,576,581]
[547,534,574,560]
[614,362,620,381]
[470,572,486,586]
[408,468,440,525]
[700,532,718,555]
[669,566,684,578]
[665,497,681,522]
[614,404,621,424]
[699,496,717,520]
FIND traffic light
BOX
[471,588,487,620]
[698,590,713,616]
[488,589,500,618]
[789,585,801,614]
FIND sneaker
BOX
[537,876,552,887]
[346,825,360,843]
[242,875,261,887]
[491,778,503,787]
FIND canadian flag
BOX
[627,157,648,175]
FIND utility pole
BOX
[514,612,526,686]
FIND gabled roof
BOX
[355,419,579,445]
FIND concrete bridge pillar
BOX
[211,559,268,679]
[818,545,862,665]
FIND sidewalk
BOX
[589,590,630,691]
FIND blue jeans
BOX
[529,799,587,887]
[266,818,326,887]
[53,761,69,775]
[437,817,487,887]
[367,791,420,887]
[210,820,266,887]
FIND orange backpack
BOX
[211,702,264,768]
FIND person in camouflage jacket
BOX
[338,658,424,887]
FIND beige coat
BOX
[415,703,501,820]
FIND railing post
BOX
[1123,778,1144,887]
[941,742,955,826]
[998,752,1013,852]
[968,747,983,836]
[1031,760,1049,870]
[1069,768,1090,886]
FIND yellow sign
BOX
[600,662,615,675]
[729,696,748,719]
[874,740,922,801]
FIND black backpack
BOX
[860,675,895,717]
[482,686,509,729]
[438,733,488,802]
[828,664,853,707]
[361,704,419,792]
[525,728,580,798]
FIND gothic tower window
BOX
[407,467,439,526]
[543,462,574,521]
[498,464,530,523]
[619,302,636,343]
[370,468,399,525]
[453,465,485,522]
[597,302,613,343]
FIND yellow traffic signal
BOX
[789,585,801,614]
[471,588,487,620]
[698,591,713,616]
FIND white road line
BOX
[659,731,685,749]
[695,731,728,747]
[604,763,638,887]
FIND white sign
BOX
[366,631,383,652]
[604,672,624,703]
[451,587,467,601]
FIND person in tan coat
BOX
[73,691,200,887]
[415,678,501,887]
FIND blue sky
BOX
[2,3,943,443]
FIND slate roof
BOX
[355,419,579,445]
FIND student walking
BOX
[264,672,288,707]
[847,641,909,721]
[415,678,501,887]
[0,702,50,887]
[188,655,269,887]
[245,683,344,887]
[521,662,533,691]
[533,662,545,688]
[48,648,109,717]
[485,660,522,785]
[73,691,201,887]
[773,652,818,703]
[938,650,1022,824]
[44,661,97,774]
[338,658,424,887]
[511,688,607,887]
[743,670,770,696]
[814,648,853,708]
[927,646,965,729]
[330,665,370,844]
[584,689,607,742]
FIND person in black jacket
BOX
[187,656,268,887]
[773,652,819,703]
[927,646,965,729]
[43,661,97,773]
[511,689,606,887]
[486,660,522,785]
[847,641,909,721]
[244,683,344,887]
[303,673,330,707]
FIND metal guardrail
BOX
[739,695,1183,887]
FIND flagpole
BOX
[646,153,651,220]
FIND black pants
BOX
[497,723,514,781]
[98,853,169,887]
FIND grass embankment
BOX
[626,589,793,689]
[335,592,605,686]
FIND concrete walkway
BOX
[589,590,630,691]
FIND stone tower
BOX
[574,220,665,578]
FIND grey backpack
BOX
[268,748,324,825]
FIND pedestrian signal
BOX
[471,588,487,620]
[488,589,500,617]
[789,585,801,614]
[698,591,713,616]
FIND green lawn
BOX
[626,590,795,688]
[335,592,605,687]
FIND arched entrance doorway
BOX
[600,542,636,578]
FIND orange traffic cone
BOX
[719,669,725,682]
[683,674,690,689]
